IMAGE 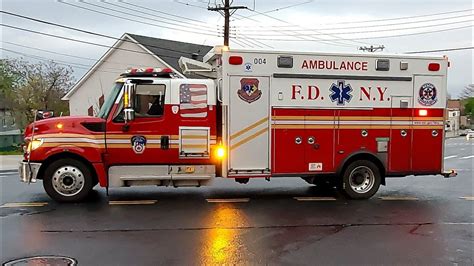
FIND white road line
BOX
[379,196,419,201]
[444,155,458,160]
[206,198,250,203]
[294,197,337,201]
[108,200,157,205]
[460,155,474,160]
[0,202,49,208]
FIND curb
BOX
[0,169,18,174]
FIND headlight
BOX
[27,139,44,152]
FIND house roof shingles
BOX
[127,33,212,74]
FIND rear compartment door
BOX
[389,96,413,173]
[411,75,444,173]
[228,76,270,173]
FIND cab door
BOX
[105,81,174,166]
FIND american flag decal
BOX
[180,84,208,118]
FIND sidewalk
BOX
[0,155,22,172]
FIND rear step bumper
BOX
[442,170,457,178]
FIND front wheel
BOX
[43,159,94,202]
[340,160,381,199]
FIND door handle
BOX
[161,135,170,150]
[295,136,302,145]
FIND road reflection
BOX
[201,204,249,265]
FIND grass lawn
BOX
[0,150,23,155]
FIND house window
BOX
[179,84,207,118]
[99,94,105,108]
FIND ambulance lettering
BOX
[301,60,368,71]
[291,85,322,100]
[359,87,390,102]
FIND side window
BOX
[179,84,207,118]
[134,84,166,117]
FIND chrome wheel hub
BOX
[348,166,375,194]
[52,165,85,197]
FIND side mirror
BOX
[124,108,135,122]
[123,83,135,123]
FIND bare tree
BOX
[2,59,75,130]
[460,84,474,99]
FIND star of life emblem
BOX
[238,78,262,103]
[131,135,146,154]
[418,83,437,106]
[330,80,353,105]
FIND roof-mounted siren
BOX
[178,56,216,79]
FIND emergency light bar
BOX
[121,67,174,78]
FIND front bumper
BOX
[19,161,42,183]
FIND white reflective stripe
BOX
[273,120,442,126]
[180,112,208,118]
[106,139,131,144]
[43,138,105,144]
[188,94,207,102]
[180,103,207,109]
[181,139,208,145]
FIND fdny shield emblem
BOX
[418,83,437,106]
[131,135,146,154]
[238,78,262,103]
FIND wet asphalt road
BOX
[1,137,473,265]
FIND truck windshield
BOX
[97,83,123,119]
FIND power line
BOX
[238,24,473,41]
[234,13,474,32]
[0,11,208,57]
[406,46,474,54]
[234,17,474,37]
[1,41,155,68]
[234,8,474,29]
[119,0,211,26]
[172,0,273,48]
[0,23,182,60]
[98,0,219,34]
[176,0,357,47]
[231,0,314,21]
[243,8,372,47]
[1,47,122,73]
[57,0,217,37]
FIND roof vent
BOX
[191,53,199,60]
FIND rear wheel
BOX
[43,159,94,203]
[340,160,381,199]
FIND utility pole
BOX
[359,45,385,52]
[208,0,247,46]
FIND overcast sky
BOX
[1,0,472,97]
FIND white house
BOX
[62,33,212,115]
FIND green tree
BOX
[2,59,74,130]
[461,84,474,123]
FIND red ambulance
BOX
[19,46,455,202]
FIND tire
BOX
[43,158,94,203]
[340,160,381,199]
